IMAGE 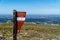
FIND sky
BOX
[0,0,60,15]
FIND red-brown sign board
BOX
[17,12,26,32]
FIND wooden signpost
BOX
[13,10,26,40]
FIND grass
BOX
[22,23,60,35]
[0,22,60,40]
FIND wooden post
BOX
[13,10,17,40]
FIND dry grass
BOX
[0,22,60,40]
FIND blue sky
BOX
[0,0,60,15]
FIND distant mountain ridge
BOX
[0,14,60,24]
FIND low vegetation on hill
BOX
[0,22,60,40]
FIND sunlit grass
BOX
[0,22,60,40]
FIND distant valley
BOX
[0,14,60,24]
